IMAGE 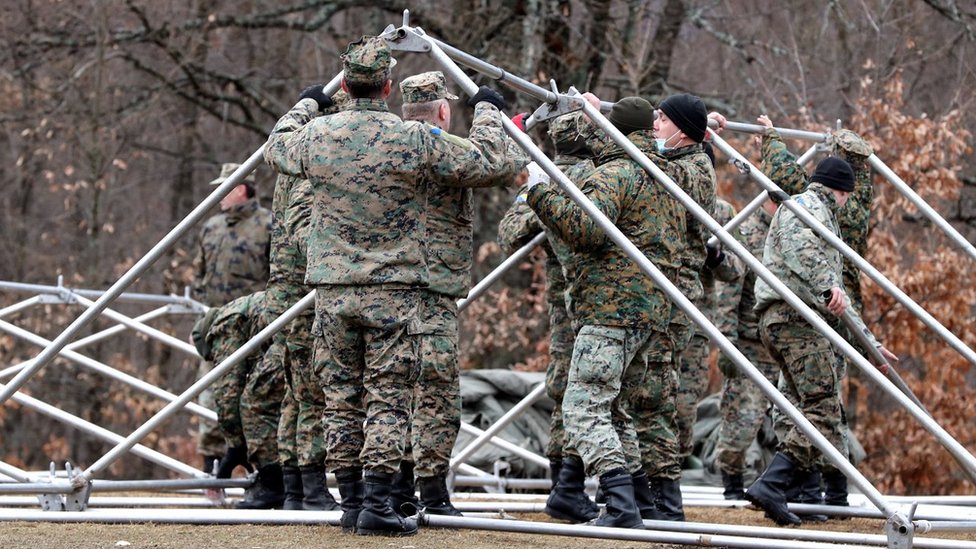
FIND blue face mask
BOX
[655,130,680,153]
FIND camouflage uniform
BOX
[526,129,684,478]
[192,166,272,459]
[673,198,740,461]
[713,207,780,476]
[264,48,520,476]
[497,113,594,463]
[754,183,878,471]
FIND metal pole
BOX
[0,296,43,320]
[458,422,549,470]
[0,381,202,478]
[77,290,314,484]
[0,462,31,483]
[457,232,546,312]
[868,154,976,262]
[709,131,976,480]
[0,149,266,407]
[724,120,829,142]
[449,383,547,472]
[69,294,198,356]
[0,280,202,307]
[0,319,216,420]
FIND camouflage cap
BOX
[341,36,396,86]
[209,163,256,186]
[547,113,582,145]
[831,129,874,158]
[399,71,459,104]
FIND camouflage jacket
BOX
[205,291,268,364]
[761,130,872,309]
[426,178,475,299]
[526,130,684,329]
[754,183,878,347]
[656,143,717,304]
[264,97,519,287]
[192,198,272,307]
[268,174,309,287]
[714,205,772,341]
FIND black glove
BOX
[468,85,506,111]
[299,85,334,112]
[704,241,725,269]
[215,445,253,479]
[718,355,739,379]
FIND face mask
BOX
[655,130,681,153]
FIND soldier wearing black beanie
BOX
[658,93,708,143]
[810,157,855,192]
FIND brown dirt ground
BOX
[4,507,975,549]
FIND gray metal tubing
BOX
[710,131,976,479]
[0,280,198,307]
[0,319,216,420]
[706,143,818,248]
[0,381,202,479]
[0,295,43,320]
[455,463,493,477]
[78,290,314,484]
[724,120,829,142]
[0,496,225,508]
[0,150,265,408]
[453,476,559,491]
[457,232,546,312]
[0,462,31,483]
[61,307,171,355]
[70,294,198,356]
[449,383,547,472]
[0,507,343,524]
[869,154,976,262]
[458,422,549,470]
[917,521,976,533]
[90,478,250,492]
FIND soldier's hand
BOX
[826,286,848,316]
[718,355,739,379]
[704,241,725,269]
[468,86,506,110]
[707,111,727,135]
[511,112,530,132]
[299,85,334,112]
[878,345,899,364]
[754,114,773,147]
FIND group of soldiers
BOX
[188,32,894,536]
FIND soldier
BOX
[746,157,897,526]
[497,111,597,523]
[526,95,685,529]
[263,36,521,536]
[712,197,780,500]
[756,115,876,508]
[191,163,272,472]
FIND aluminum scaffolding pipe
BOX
[0,280,201,307]
[723,120,829,142]
[77,290,315,484]
[0,319,216,421]
[457,232,546,312]
[69,294,199,357]
[458,422,549,470]
[709,131,976,481]
[0,295,43,320]
[449,384,547,472]
[0,462,31,483]
[0,381,202,479]
[869,154,976,262]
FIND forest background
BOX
[1,0,975,495]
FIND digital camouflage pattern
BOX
[265,98,520,288]
[341,36,394,85]
[673,198,739,460]
[713,207,780,476]
[192,197,272,307]
[399,71,458,103]
[242,335,287,468]
[527,130,684,478]
[760,129,873,312]
[203,292,269,449]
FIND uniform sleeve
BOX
[761,130,808,196]
[498,186,544,255]
[285,179,314,258]
[525,163,623,252]
[425,103,523,189]
[264,99,319,178]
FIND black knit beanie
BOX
[608,96,655,136]
[810,157,855,192]
[658,93,708,143]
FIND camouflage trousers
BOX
[760,302,848,470]
[545,293,576,461]
[672,313,709,461]
[714,336,779,475]
[314,286,421,475]
[196,359,226,458]
[242,338,287,467]
[211,350,262,450]
[564,325,655,477]
[277,306,327,467]
[406,292,460,479]
[629,329,681,480]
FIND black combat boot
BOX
[390,460,420,517]
[300,465,339,510]
[790,468,827,522]
[631,471,662,520]
[417,475,462,516]
[282,465,305,510]
[588,468,644,529]
[823,469,850,507]
[649,477,685,521]
[235,463,286,509]
[355,471,418,536]
[215,446,252,479]
[745,452,802,526]
[549,459,562,489]
[544,456,599,523]
[722,472,744,500]
[335,468,364,533]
